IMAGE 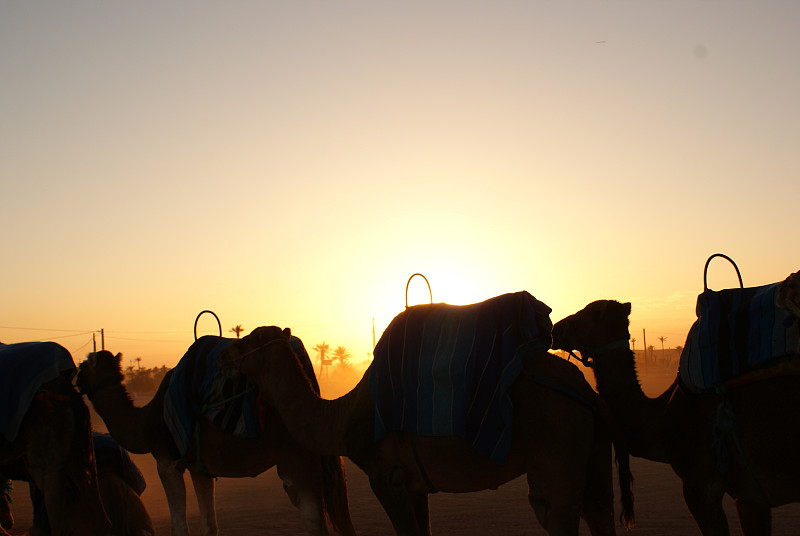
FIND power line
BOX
[43,332,96,341]
[0,325,96,333]
[105,335,189,344]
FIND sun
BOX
[405,270,497,307]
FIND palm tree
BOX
[313,342,332,380]
[313,342,331,363]
[331,346,353,366]
[230,325,245,338]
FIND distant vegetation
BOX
[120,341,367,396]
[122,364,170,393]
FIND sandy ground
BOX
[7,367,800,535]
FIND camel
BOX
[551,290,800,535]
[93,431,154,536]
[219,322,635,536]
[1,441,153,536]
[777,270,800,319]
[76,344,355,536]
[0,342,110,536]
[96,471,154,536]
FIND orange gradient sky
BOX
[1,2,798,370]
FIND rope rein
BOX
[559,320,630,367]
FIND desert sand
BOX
[6,367,800,535]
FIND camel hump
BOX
[679,281,800,392]
[0,341,76,443]
[162,334,319,459]
[370,291,553,465]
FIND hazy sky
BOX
[2,1,798,369]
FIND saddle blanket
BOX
[679,282,800,392]
[92,432,147,495]
[163,334,318,457]
[0,342,76,444]
[369,291,553,465]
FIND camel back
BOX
[679,282,800,393]
[370,291,553,465]
[163,334,317,458]
[0,342,76,445]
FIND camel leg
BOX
[580,441,616,536]
[189,470,218,536]
[28,483,50,535]
[734,499,771,536]
[410,492,431,536]
[527,471,583,536]
[0,480,13,532]
[521,395,588,536]
[682,480,729,536]
[276,459,329,536]
[368,467,429,536]
[156,458,190,536]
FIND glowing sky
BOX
[2,1,798,369]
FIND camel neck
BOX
[591,348,672,462]
[249,356,373,458]
[88,383,151,454]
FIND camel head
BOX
[218,325,319,402]
[219,325,292,376]
[76,350,125,398]
[552,300,632,366]
[777,270,800,319]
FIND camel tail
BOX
[322,455,356,536]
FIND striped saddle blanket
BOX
[679,282,800,392]
[163,334,318,457]
[92,432,147,495]
[0,342,76,444]
[369,291,553,465]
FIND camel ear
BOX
[114,352,123,364]
[282,327,291,339]
[622,302,632,317]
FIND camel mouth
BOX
[550,322,572,352]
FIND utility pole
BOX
[372,318,376,349]
[101,328,105,351]
[642,328,648,373]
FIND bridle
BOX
[77,357,123,398]
[557,320,630,368]
[77,378,121,398]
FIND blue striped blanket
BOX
[0,342,76,444]
[163,334,318,457]
[369,291,553,465]
[679,282,800,392]
[92,432,147,495]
